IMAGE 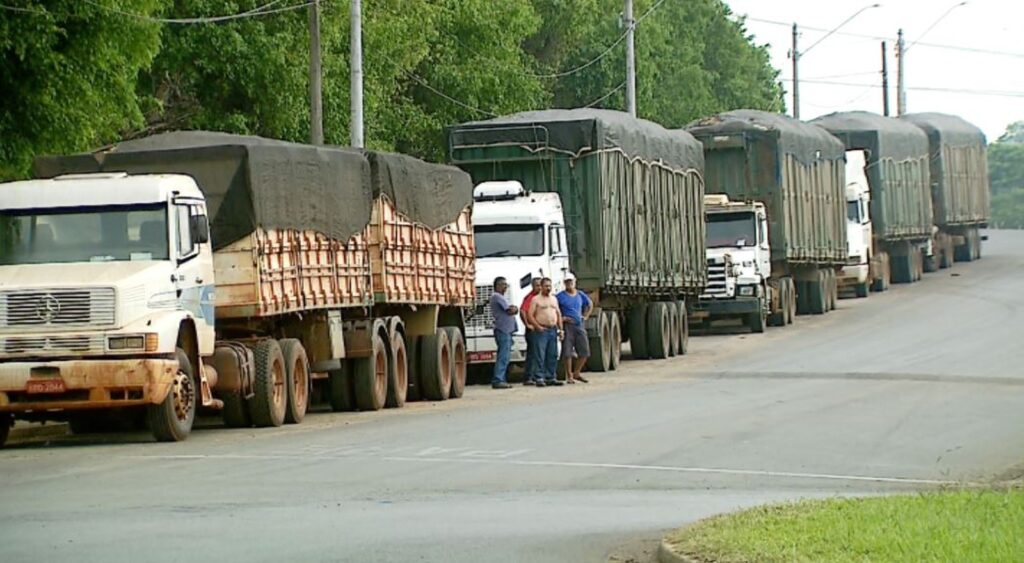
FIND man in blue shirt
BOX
[557,273,593,383]
[489,277,517,389]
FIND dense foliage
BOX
[0,0,784,178]
[989,121,1024,229]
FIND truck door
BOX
[549,223,570,291]
[173,198,216,355]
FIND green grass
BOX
[668,489,1024,563]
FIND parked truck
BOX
[812,111,935,291]
[449,109,707,371]
[0,132,474,446]
[902,113,990,263]
[686,110,848,330]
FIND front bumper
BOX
[691,297,761,317]
[837,263,869,285]
[0,358,178,413]
[466,333,527,364]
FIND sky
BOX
[722,0,1024,140]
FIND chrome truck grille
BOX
[701,258,729,299]
[466,284,495,334]
[0,288,116,329]
[1,335,106,355]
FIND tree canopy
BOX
[0,0,784,179]
[989,121,1024,229]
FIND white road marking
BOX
[125,451,959,486]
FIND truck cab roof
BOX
[0,173,202,211]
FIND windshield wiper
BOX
[478,250,511,258]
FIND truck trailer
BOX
[902,113,990,263]
[686,110,848,329]
[449,109,707,371]
[812,111,935,292]
[0,132,474,446]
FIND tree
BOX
[0,1,163,180]
[989,121,1024,229]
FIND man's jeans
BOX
[492,330,513,385]
[524,329,538,382]
[535,327,559,381]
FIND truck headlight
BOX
[108,334,159,352]
[738,285,756,297]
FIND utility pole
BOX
[881,41,890,116]
[624,0,636,117]
[896,28,906,116]
[791,23,800,119]
[350,0,364,148]
[308,0,323,145]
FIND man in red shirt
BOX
[519,277,542,385]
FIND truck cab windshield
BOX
[0,204,169,266]
[474,224,544,258]
[847,201,862,223]
[706,212,757,248]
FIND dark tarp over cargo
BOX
[687,109,845,165]
[33,132,474,250]
[448,108,704,172]
[902,113,987,149]
[812,111,930,162]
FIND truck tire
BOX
[586,313,612,372]
[443,327,467,399]
[787,279,797,324]
[406,336,422,402]
[828,270,838,311]
[280,339,310,424]
[855,281,870,298]
[667,305,680,357]
[250,340,287,427]
[385,330,408,408]
[674,302,689,355]
[924,253,939,273]
[147,348,197,442]
[891,253,914,284]
[419,329,451,401]
[872,259,890,292]
[747,304,766,334]
[628,304,650,360]
[646,302,671,360]
[609,313,623,369]
[0,415,10,448]
[356,331,388,411]
[955,230,975,263]
[768,280,785,327]
[973,229,982,260]
[808,273,827,315]
[328,363,356,412]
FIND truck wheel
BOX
[924,253,939,273]
[747,305,766,334]
[328,363,356,412]
[280,339,310,424]
[855,281,870,298]
[955,230,975,263]
[783,279,795,324]
[609,313,623,369]
[221,390,251,427]
[675,302,689,355]
[808,273,827,315]
[586,313,612,372]
[828,270,838,311]
[973,229,982,260]
[406,336,422,402]
[250,340,287,427]
[891,253,913,284]
[385,331,408,408]
[419,329,451,401]
[666,305,679,357]
[768,281,785,327]
[443,328,467,399]
[627,304,650,360]
[147,348,197,442]
[0,415,10,448]
[646,302,671,360]
[356,331,388,411]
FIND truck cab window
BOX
[177,205,196,258]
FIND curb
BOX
[658,539,699,563]
[8,422,69,445]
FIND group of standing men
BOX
[489,274,593,389]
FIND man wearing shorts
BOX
[527,278,564,387]
[557,273,593,383]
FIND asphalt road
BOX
[3,230,1023,563]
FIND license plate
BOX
[468,351,495,362]
[26,378,66,394]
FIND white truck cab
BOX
[467,181,568,366]
[841,150,874,297]
[692,195,774,332]
[0,172,217,441]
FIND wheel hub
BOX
[171,370,195,422]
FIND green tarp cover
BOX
[901,113,987,148]
[687,109,845,165]
[448,108,704,171]
[811,111,930,162]
[33,131,472,250]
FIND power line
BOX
[584,81,627,108]
[781,77,1024,98]
[743,14,1024,59]
[399,67,498,118]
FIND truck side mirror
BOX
[190,215,210,245]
